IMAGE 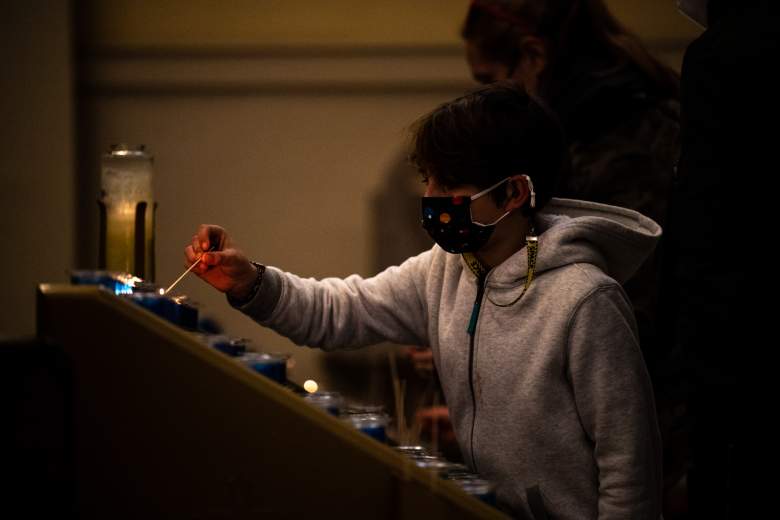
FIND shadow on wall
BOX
[372,150,433,270]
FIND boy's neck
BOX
[475,213,533,270]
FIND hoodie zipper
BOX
[461,239,537,472]
[466,273,488,472]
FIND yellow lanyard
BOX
[462,235,539,308]
[462,251,488,280]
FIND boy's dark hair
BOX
[409,81,567,213]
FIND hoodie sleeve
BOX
[228,250,432,350]
[566,283,663,520]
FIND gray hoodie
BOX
[233,198,663,519]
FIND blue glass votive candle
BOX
[70,270,135,294]
[344,413,389,443]
[239,353,288,384]
[303,391,345,416]
[210,336,248,357]
[127,292,167,318]
[394,445,429,458]
[165,296,198,329]
[343,403,386,415]
[440,463,474,481]
[410,455,453,478]
[451,476,497,506]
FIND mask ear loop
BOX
[470,177,512,201]
[487,174,538,307]
[470,177,512,227]
[470,175,536,227]
[522,174,536,210]
[520,174,537,235]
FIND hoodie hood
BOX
[487,197,662,287]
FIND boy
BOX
[185,83,662,519]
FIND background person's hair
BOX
[462,0,679,101]
[409,81,567,214]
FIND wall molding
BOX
[79,39,689,97]
[80,46,473,97]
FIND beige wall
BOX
[1,1,702,383]
[81,0,700,49]
[79,58,468,388]
[1,1,75,339]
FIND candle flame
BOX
[303,380,318,393]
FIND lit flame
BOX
[303,380,318,393]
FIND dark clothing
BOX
[549,69,685,515]
[659,1,780,517]
[550,61,681,381]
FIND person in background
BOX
[462,0,681,414]
[659,1,780,517]
[185,83,663,519]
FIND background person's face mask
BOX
[421,178,512,254]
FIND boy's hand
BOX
[184,224,257,300]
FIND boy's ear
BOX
[505,175,530,210]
